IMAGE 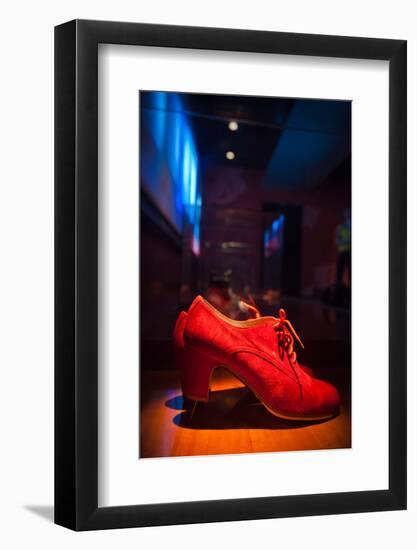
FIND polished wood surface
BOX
[140,367,351,458]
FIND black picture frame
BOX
[55,19,407,531]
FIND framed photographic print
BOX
[55,19,407,530]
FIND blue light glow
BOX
[264,215,285,257]
[141,92,201,254]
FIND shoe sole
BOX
[184,362,338,422]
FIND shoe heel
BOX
[179,346,217,402]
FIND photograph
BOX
[0,0,410,543]
[139,90,352,458]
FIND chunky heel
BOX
[179,346,218,402]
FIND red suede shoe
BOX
[173,296,339,421]
[174,309,315,381]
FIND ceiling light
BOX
[228,120,238,131]
[225,151,235,160]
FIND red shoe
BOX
[174,310,315,380]
[173,296,340,421]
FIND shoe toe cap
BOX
[310,379,341,418]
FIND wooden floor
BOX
[140,367,351,458]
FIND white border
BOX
[98,44,389,507]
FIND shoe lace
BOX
[239,299,304,368]
[273,308,304,366]
[237,301,305,395]
[273,309,305,399]
[240,301,304,365]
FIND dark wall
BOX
[200,160,350,296]
[200,164,262,292]
[263,204,303,295]
[140,192,182,369]
[263,160,351,296]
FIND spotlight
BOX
[225,151,235,160]
[228,120,238,131]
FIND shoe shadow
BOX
[166,388,330,430]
